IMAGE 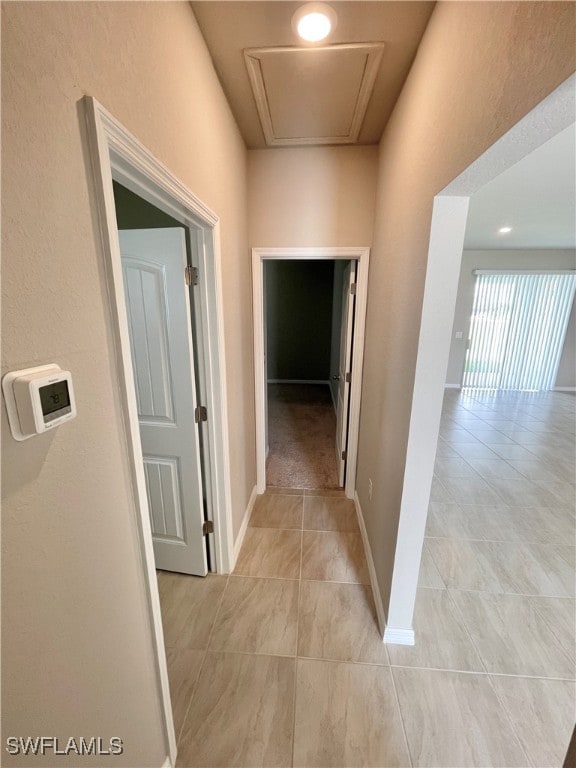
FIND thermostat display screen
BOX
[39,380,71,422]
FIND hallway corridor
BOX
[266,384,340,490]
[158,389,574,768]
[160,490,402,767]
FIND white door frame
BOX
[384,73,575,645]
[84,97,235,766]
[252,247,370,499]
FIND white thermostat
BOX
[2,365,77,441]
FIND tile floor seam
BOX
[295,653,389,667]
[300,577,371,585]
[176,572,230,749]
[388,662,576,681]
[421,539,446,593]
[428,584,576,600]
[248,526,303,532]
[229,572,301,582]
[291,517,304,768]
[189,648,298,660]
[487,671,576,682]
[528,598,576,674]
[388,665,415,768]
[173,659,204,748]
[444,587,492,676]
[484,669,534,766]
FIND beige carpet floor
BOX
[266,383,340,490]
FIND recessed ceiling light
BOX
[292,3,337,43]
[498,226,513,234]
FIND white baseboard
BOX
[353,492,386,637]
[383,627,415,646]
[444,383,462,389]
[232,485,257,569]
[267,379,331,386]
[554,386,576,392]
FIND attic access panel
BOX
[244,43,385,146]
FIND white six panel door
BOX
[336,261,357,487]
[119,228,207,576]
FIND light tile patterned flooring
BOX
[159,390,575,767]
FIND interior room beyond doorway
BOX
[265,259,352,490]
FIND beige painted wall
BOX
[2,2,252,765]
[356,1,576,618]
[446,250,576,388]
[248,146,378,246]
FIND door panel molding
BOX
[84,96,234,768]
[122,257,175,421]
[143,456,185,541]
[252,247,370,499]
[120,228,208,576]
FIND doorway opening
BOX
[112,181,214,576]
[252,247,370,500]
[384,73,575,645]
[85,97,235,767]
[264,259,354,490]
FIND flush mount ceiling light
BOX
[292,3,338,43]
[498,226,513,234]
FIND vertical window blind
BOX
[463,271,576,391]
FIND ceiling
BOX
[191,1,435,148]
[465,123,576,249]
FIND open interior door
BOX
[119,228,208,576]
[335,261,357,487]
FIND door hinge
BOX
[350,283,357,295]
[202,520,214,535]
[341,450,348,461]
[345,372,351,383]
[185,265,199,286]
[194,405,208,423]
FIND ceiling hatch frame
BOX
[244,42,385,147]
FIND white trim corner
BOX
[383,627,415,646]
[232,485,258,569]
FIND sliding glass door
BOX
[463,271,576,391]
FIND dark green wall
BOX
[266,261,334,380]
[113,181,182,229]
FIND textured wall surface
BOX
[446,249,576,387]
[248,146,378,247]
[1,2,250,765]
[355,1,576,618]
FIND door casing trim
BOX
[84,96,235,766]
[252,246,370,498]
